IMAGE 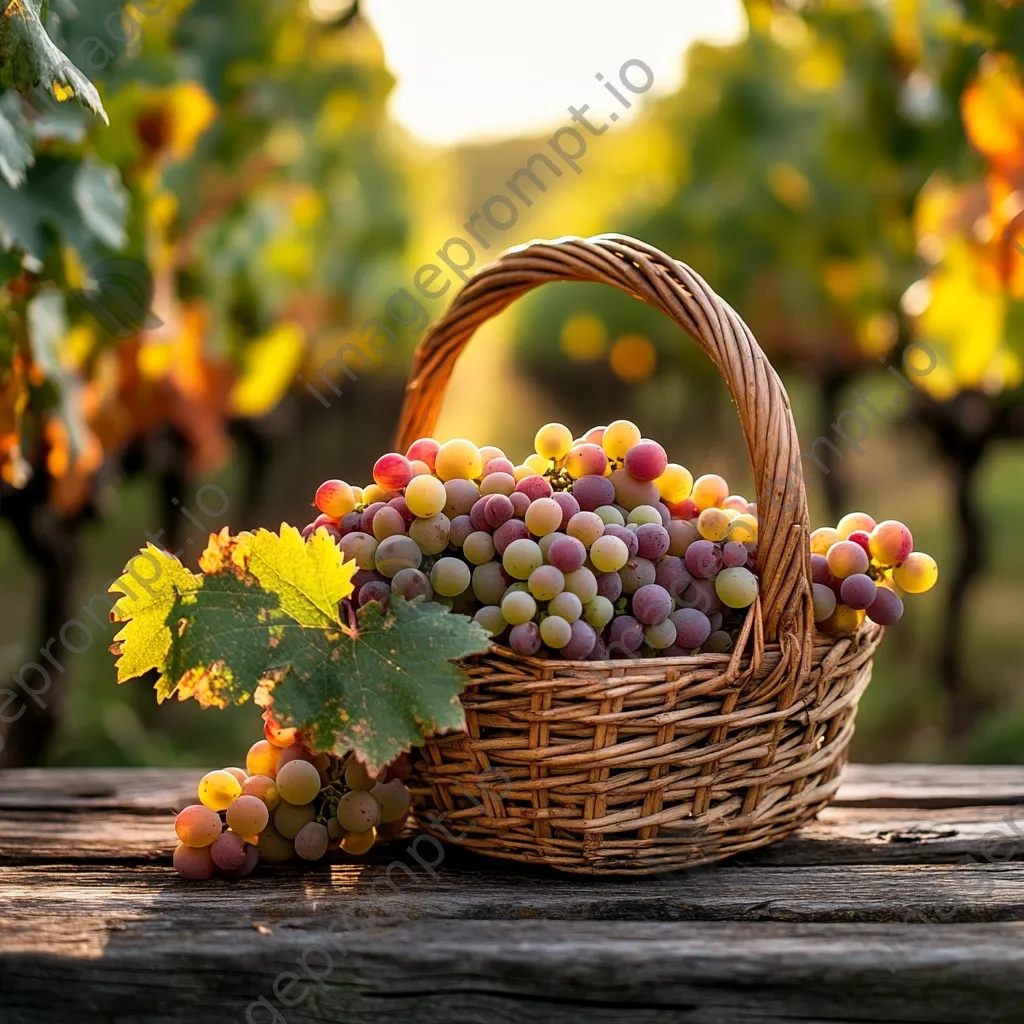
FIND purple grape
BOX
[596,571,623,602]
[722,541,747,568]
[351,568,386,593]
[470,497,490,531]
[338,511,363,536]
[547,534,586,572]
[619,556,656,594]
[866,586,904,625]
[484,494,514,528]
[493,518,530,556]
[360,502,387,533]
[392,567,432,602]
[655,502,672,528]
[603,523,639,558]
[443,478,481,518]
[631,584,673,625]
[358,581,391,608]
[708,610,723,632]
[662,644,693,657]
[608,615,644,654]
[589,636,609,660]
[654,555,691,601]
[551,491,580,528]
[810,553,834,587]
[560,619,597,659]
[840,573,877,610]
[684,540,723,580]
[449,514,474,547]
[509,621,542,655]
[636,523,670,560]
[372,506,407,541]
[510,491,531,518]
[375,534,423,577]
[678,578,722,616]
[572,474,616,512]
[301,523,315,539]
[387,497,415,525]
[515,475,553,501]
[670,607,712,648]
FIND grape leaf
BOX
[0,0,108,123]
[0,91,32,187]
[109,526,491,772]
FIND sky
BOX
[360,0,747,146]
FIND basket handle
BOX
[396,234,812,645]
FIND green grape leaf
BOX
[0,91,33,187]
[268,597,491,775]
[109,527,490,773]
[0,0,108,123]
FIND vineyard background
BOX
[1,0,1023,769]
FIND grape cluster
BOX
[809,512,938,635]
[172,710,411,880]
[305,421,767,660]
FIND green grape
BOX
[704,629,734,653]
[548,591,583,623]
[584,595,614,629]
[294,822,330,862]
[644,619,676,650]
[563,567,598,602]
[409,513,451,555]
[257,825,295,864]
[198,770,242,812]
[715,567,759,609]
[430,556,472,596]
[275,760,322,806]
[589,535,628,573]
[337,790,380,832]
[274,801,315,839]
[539,615,572,649]
[474,605,507,636]
[463,531,496,565]
[502,538,543,579]
[501,589,537,625]
[627,505,663,527]
[370,780,412,823]
[225,795,270,838]
[594,504,625,526]
[528,565,565,601]
[473,561,509,605]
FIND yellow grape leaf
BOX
[229,321,305,418]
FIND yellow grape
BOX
[697,508,731,542]
[404,474,447,518]
[589,535,629,573]
[534,422,574,461]
[175,804,223,848]
[654,463,693,503]
[479,444,505,463]
[409,459,432,477]
[837,512,876,539]
[362,483,392,504]
[524,453,550,475]
[728,514,758,544]
[223,766,248,785]
[810,527,841,556]
[512,464,536,483]
[524,498,563,537]
[601,419,642,460]
[435,439,483,481]
[893,552,938,594]
[314,479,355,518]
[246,740,281,780]
[198,769,242,812]
[869,520,913,567]
[275,759,322,805]
[344,757,375,791]
[691,474,729,511]
[820,603,865,636]
[341,827,377,855]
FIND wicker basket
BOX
[396,234,883,875]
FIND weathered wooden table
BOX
[1,764,1022,1023]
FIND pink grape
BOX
[294,822,330,862]
[610,468,660,511]
[509,621,542,655]
[826,540,870,579]
[175,804,222,848]
[667,519,699,556]
[560,619,597,659]
[810,553,835,587]
[473,562,512,604]
[480,472,516,496]
[869,520,914,567]
[371,506,406,541]
[510,491,531,517]
[596,571,623,601]
[174,843,216,880]
[392,567,432,602]
[493,519,530,556]
[338,510,363,535]
[547,534,587,572]
[867,586,904,625]
[551,491,581,527]
[685,540,723,580]
[483,457,516,477]
[406,437,439,470]
[221,843,260,879]
[722,541,747,568]
[671,608,712,648]
[315,479,356,518]
[670,498,699,520]
[373,453,414,492]
[840,573,877,610]
[443,479,481,518]
[225,795,270,838]
[564,443,609,479]
[572,474,616,511]
[623,440,668,482]
[484,494,515,528]
[654,555,691,600]
[608,615,644,654]
[604,524,638,558]
[470,497,489,531]
[374,535,421,577]
[210,831,248,871]
[632,584,673,625]
[636,523,670,560]
[515,475,553,501]
[847,530,872,558]
[449,515,474,547]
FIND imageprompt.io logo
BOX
[71,259,164,337]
